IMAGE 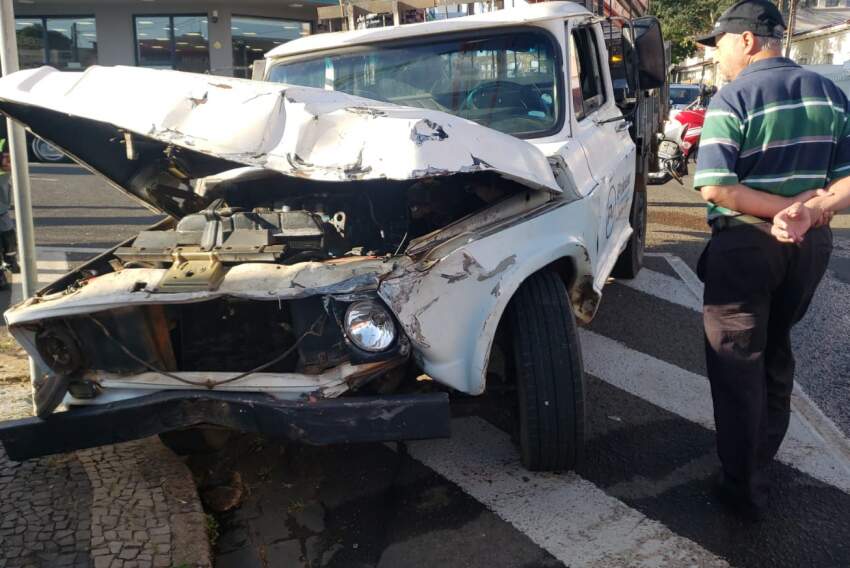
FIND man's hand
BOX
[812,190,835,227]
[772,202,815,243]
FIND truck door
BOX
[567,22,636,271]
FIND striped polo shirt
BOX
[693,57,850,220]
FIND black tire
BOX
[611,175,647,279]
[508,270,585,471]
[159,427,232,455]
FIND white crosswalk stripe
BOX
[7,249,70,306]
[618,267,701,312]
[581,329,850,493]
[408,417,730,568]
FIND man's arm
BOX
[700,184,818,219]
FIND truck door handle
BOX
[615,121,632,132]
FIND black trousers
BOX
[698,222,832,499]
[0,228,16,267]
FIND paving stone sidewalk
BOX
[0,437,211,568]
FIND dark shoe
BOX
[712,473,765,522]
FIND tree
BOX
[650,0,737,64]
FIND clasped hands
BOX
[770,189,834,244]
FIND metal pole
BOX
[0,0,39,386]
[784,0,798,59]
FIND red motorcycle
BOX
[671,105,706,162]
[649,85,714,184]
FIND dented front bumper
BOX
[0,390,450,461]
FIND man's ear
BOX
[741,31,759,55]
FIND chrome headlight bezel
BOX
[343,300,397,353]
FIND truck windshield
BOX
[267,30,560,137]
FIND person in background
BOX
[0,136,19,289]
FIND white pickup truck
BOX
[0,2,666,471]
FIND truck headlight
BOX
[35,326,82,375]
[344,300,396,352]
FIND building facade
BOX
[786,0,850,65]
[11,1,327,78]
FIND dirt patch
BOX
[0,327,33,420]
[649,208,709,232]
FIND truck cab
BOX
[260,2,665,280]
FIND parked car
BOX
[0,2,666,471]
[29,134,69,163]
[668,83,701,110]
[801,64,850,98]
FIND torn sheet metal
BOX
[0,66,561,217]
[379,197,599,395]
[4,257,397,326]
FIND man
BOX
[693,0,848,520]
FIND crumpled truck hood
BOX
[0,66,561,217]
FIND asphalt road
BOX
[2,163,850,568]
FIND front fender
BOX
[379,201,598,395]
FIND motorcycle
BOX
[648,85,713,185]
[649,119,689,185]
[671,102,707,162]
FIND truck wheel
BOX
[611,182,647,279]
[508,270,585,471]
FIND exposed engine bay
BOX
[113,166,519,276]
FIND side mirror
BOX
[631,16,666,90]
[251,59,267,81]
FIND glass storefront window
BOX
[136,16,172,69]
[231,16,310,78]
[47,17,98,70]
[174,16,209,73]
[15,16,97,71]
[15,18,43,70]
[135,15,209,73]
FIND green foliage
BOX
[16,24,74,51]
[204,513,220,550]
[650,0,737,64]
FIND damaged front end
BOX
[10,166,532,412]
[0,66,594,460]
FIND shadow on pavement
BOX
[580,375,850,568]
[29,165,89,176]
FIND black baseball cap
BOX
[696,0,786,47]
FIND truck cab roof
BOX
[264,1,592,60]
